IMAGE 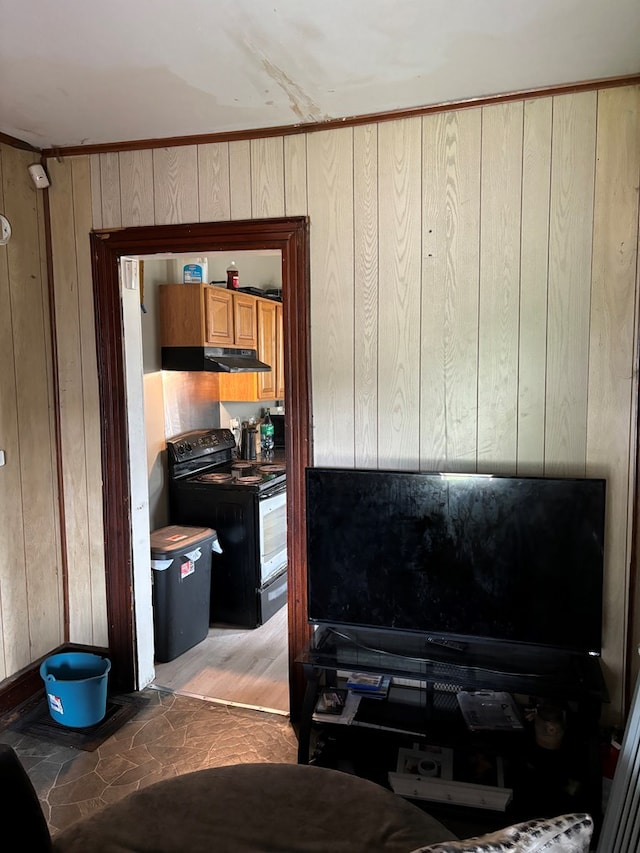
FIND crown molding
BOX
[14,72,640,160]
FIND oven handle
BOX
[259,487,287,512]
[259,483,287,503]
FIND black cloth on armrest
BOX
[0,744,52,852]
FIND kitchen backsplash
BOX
[162,371,272,439]
[162,371,221,437]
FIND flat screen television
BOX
[306,468,606,657]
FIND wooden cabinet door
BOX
[233,293,258,349]
[204,287,234,345]
[218,372,257,401]
[276,304,285,399]
[159,284,204,346]
[257,299,278,400]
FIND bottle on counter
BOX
[260,408,274,458]
[183,257,208,284]
[240,420,257,460]
[226,261,239,290]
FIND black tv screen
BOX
[306,468,605,656]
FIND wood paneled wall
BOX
[0,144,63,679]
[47,85,640,719]
[47,156,108,648]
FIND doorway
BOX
[90,217,312,720]
[137,248,289,713]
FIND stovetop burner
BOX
[167,427,286,494]
[198,472,234,483]
[191,463,286,491]
[259,464,285,474]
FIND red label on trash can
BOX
[180,559,195,579]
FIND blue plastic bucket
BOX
[39,652,111,728]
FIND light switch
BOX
[0,450,5,466]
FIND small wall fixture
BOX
[28,163,50,189]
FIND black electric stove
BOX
[166,428,288,628]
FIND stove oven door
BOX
[259,488,287,584]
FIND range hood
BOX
[161,346,271,373]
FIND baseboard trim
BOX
[0,644,110,713]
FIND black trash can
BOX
[150,525,220,663]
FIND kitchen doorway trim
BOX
[90,217,312,718]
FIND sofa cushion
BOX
[0,744,52,852]
[52,762,457,852]
[410,812,593,853]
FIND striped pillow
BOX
[411,813,593,853]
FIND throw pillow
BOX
[410,812,593,853]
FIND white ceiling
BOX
[1,0,639,151]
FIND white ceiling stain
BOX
[0,0,638,149]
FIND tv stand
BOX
[297,626,608,834]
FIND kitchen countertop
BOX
[233,449,286,468]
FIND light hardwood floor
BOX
[152,605,289,715]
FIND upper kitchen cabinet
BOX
[159,284,258,349]
[221,297,284,402]
[158,283,284,403]
[256,300,280,401]
[230,292,259,350]
[203,287,234,346]
[275,304,285,400]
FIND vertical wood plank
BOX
[588,86,640,710]
[0,146,23,677]
[251,136,285,219]
[3,146,62,662]
[36,177,65,634]
[99,152,122,229]
[378,117,423,470]
[48,157,94,643]
[477,102,523,473]
[72,156,108,646]
[198,142,231,222]
[229,140,252,220]
[353,124,379,468]
[89,154,102,229]
[119,150,155,227]
[545,92,597,475]
[422,108,482,472]
[307,127,355,466]
[152,145,199,225]
[284,134,308,216]
[518,97,552,476]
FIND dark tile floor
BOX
[0,686,298,836]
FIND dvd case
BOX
[457,690,523,731]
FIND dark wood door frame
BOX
[90,217,312,718]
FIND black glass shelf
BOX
[299,625,608,704]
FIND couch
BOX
[1,744,593,852]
